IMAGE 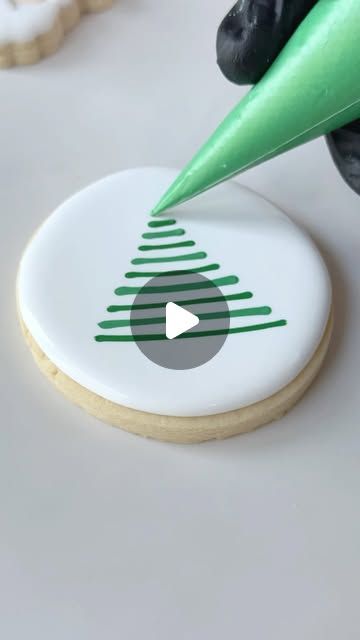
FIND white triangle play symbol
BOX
[165,302,200,340]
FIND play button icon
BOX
[165,302,199,340]
[130,271,230,370]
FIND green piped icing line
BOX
[138,240,195,251]
[95,320,287,342]
[131,252,207,265]
[107,291,253,312]
[148,219,176,228]
[96,213,287,342]
[115,276,239,296]
[142,229,185,239]
[125,264,220,278]
[98,306,272,329]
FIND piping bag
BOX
[152,0,360,216]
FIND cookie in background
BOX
[0,0,113,68]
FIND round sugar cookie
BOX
[17,167,332,443]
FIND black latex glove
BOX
[216,0,360,196]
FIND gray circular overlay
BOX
[130,271,230,370]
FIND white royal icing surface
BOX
[18,167,332,417]
[0,0,72,45]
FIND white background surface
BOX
[1,1,360,637]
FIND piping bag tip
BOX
[150,195,172,217]
[150,205,164,217]
[150,173,196,216]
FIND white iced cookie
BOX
[0,0,113,68]
[17,167,332,443]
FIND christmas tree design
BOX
[95,217,287,342]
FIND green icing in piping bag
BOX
[151,0,360,216]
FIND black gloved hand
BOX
[216,0,360,196]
